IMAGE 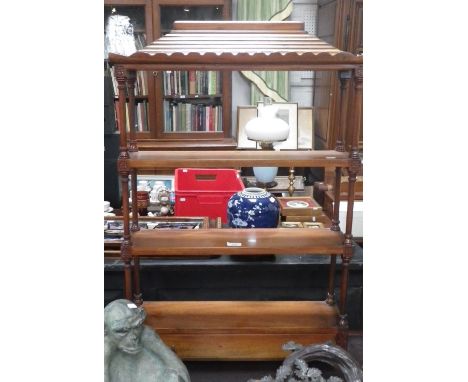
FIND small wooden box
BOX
[278,196,323,217]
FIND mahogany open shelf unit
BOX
[108,21,363,360]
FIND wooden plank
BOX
[130,228,344,256]
[109,52,362,70]
[144,301,339,333]
[127,149,350,168]
[160,333,337,360]
[173,21,305,31]
[143,301,339,360]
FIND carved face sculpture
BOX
[105,300,146,355]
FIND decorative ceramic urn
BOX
[227,187,280,228]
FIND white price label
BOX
[226,242,242,247]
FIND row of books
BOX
[163,101,222,132]
[163,71,221,96]
[108,67,148,97]
[114,100,149,133]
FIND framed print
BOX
[104,216,209,243]
[298,107,314,149]
[281,221,303,228]
[303,222,325,229]
[237,106,257,149]
[132,175,174,191]
[256,101,298,150]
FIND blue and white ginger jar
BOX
[227,187,279,228]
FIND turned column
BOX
[115,65,133,300]
[337,65,363,349]
[115,65,129,160]
[118,159,133,301]
[327,167,342,306]
[288,167,295,196]
[328,71,350,306]
[126,71,138,153]
[130,168,142,305]
[335,70,352,151]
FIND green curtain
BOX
[237,0,293,104]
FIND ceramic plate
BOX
[286,200,309,208]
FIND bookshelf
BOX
[104,0,233,148]
[109,21,363,359]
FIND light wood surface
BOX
[130,228,344,256]
[108,21,363,70]
[144,301,338,360]
[128,149,351,168]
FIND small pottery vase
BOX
[227,187,279,228]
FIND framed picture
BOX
[298,107,314,149]
[104,216,209,245]
[281,221,303,228]
[236,106,257,149]
[303,222,325,229]
[131,175,174,191]
[256,101,298,150]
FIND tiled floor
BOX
[185,335,363,382]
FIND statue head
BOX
[104,299,147,355]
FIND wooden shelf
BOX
[143,300,339,360]
[136,138,237,150]
[164,94,222,100]
[113,95,149,101]
[128,149,351,168]
[130,228,344,256]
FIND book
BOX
[189,71,196,95]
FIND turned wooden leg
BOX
[326,255,337,305]
[288,167,295,196]
[133,257,142,306]
[126,71,138,152]
[130,169,139,233]
[118,159,132,300]
[337,248,351,349]
[121,241,133,301]
[331,167,342,232]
